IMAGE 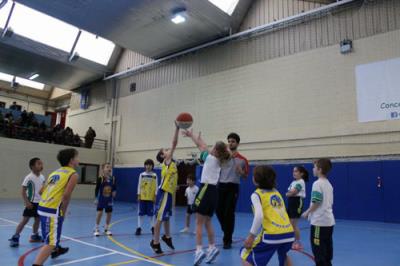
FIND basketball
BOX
[176,112,193,129]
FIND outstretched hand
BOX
[182,128,193,138]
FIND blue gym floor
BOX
[1,199,399,266]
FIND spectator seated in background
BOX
[73,134,82,147]
[85,127,96,148]
[9,101,18,110]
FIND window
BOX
[8,3,79,52]
[74,31,115,65]
[208,0,239,15]
[15,77,45,90]
[76,163,99,184]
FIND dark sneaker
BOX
[29,234,43,243]
[151,227,154,235]
[223,241,232,249]
[150,240,163,254]
[162,235,175,250]
[51,246,69,259]
[9,234,19,247]
[135,227,142,236]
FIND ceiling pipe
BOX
[104,0,359,81]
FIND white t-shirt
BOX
[309,178,335,226]
[200,154,221,185]
[185,185,199,205]
[288,179,306,198]
[21,172,46,203]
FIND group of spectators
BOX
[0,109,97,148]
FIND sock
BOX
[208,243,215,250]
[138,216,143,228]
[150,216,155,227]
[95,224,99,230]
[105,224,109,230]
[196,245,203,252]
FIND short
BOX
[97,206,113,213]
[40,215,64,246]
[287,197,304,219]
[154,190,172,221]
[97,198,113,213]
[138,200,154,216]
[186,204,194,215]
[193,183,217,217]
[240,233,293,266]
[23,202,39,217]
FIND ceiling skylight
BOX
[74,31,115,65]
[0,72,14,82]
[8,3,79,52]
[0,72,44,90]
[0,0,12,29]
[208,0,239,15]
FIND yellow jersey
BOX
[255,188,294,243]
[138,172,158,201]
[160,161,178,194]
[38,167,76,217]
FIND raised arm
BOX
[165,123,180,162]
[182,129,208,152]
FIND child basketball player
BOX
[180,174,199,233]
[94,163,116,236]
[33,149,79,265]
[150,122,179,254]
[9,158,45,247]
[240,165,294,266]
[286,166,309,250]
[182,129,231,265]
[136,159,158,236]
[302,159,335,266]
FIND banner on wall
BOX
[356,57,400,122]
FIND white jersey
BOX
[288,179,306,198]
[200,154,221,185]
[309,178,335,226]
[22,172,46,203]
[185,185,199,205]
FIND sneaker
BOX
[162,235,175,250]
[94,229,100,237]
[135,227,142,236]
[150,240,163,254]
[51,246,69,259]
[205,247,219,264]
[105,229,112,236]
[193,249,206,265]
[151,227,154,235]
[29,234,43,243]
[8,234,19,247]
[223,241,232,249]
[292,241,303,250]
[180,227,189,233]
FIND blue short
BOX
[154,190,172,221]
[40,215,64,247]
[240,233,293,266]
[138,200,154,216]
[97,197,113,210]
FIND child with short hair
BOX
[286,165,309,250]
[302,158,335,266]
[180,174,199,233]
[33,149,80,265]
[94,163,116,236]
[9,158,45,247]
[241,165,294,266]
[136,159,158,236]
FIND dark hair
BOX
[29,157,41,169]
[187,174,195,182]
[314,158,332,175]
[57,148,78,167]
[227,132,240,143]
[294,165,309,182]
[156,149,164,164]
[253,165,276,190]
[144,159,155,169]
[214,141,231,164]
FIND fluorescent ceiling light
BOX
[208,0,239,15]
[171,13,186,24]
[74,31,115,65]
[28,73,39,80]
[16,77,45,90]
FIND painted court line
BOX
[52,252,117,266]
[0,217,169,266]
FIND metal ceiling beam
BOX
[105,0,359,81]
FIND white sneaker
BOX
[94,229,100,237]
[205,246,219,264]
[105,229,112,236]
[194,249,206,265]
[180,227,189,233]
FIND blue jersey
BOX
[95,176,116,206]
